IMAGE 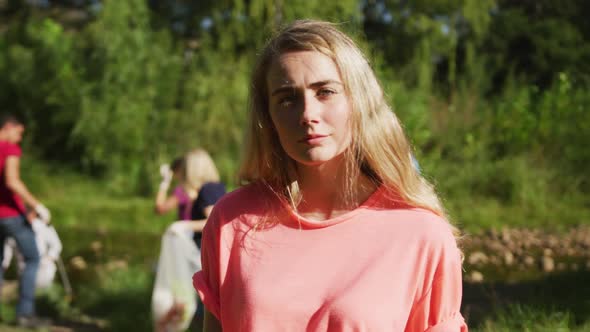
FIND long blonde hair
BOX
[182,148,220,198]
[239,20,450,224]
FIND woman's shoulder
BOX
[209,182,277,217]
[200,182,226,190]
[414,210,460,254]
[384,207,459,250]
[198,182,227,195]
[402,208,449,227]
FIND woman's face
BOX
[266,51,352,168]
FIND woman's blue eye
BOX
[317,89,336,97]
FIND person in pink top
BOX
[193,20,468,332]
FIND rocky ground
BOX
[462,225,590,283]
[459,225,590,326]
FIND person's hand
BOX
[34,203,51,223]
[26,210,37,222]
[160,164,172,181]
[166,221,192,237]
[159,164,173,191]
[43,254,58,262]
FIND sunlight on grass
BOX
[473,305,590,332]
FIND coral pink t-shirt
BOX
[193,183,467,332]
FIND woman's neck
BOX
[295,160,377,221]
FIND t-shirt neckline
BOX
[282,185,386,229]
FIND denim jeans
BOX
[0,215,40,316]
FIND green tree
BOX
[72,0,183,193]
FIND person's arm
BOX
[203,308,222,332]
[405,221,467,331]
[155,189,179,215]
[5,156,40,208]
[185,205,214,232]
[168,206,213,234]
[154,164,178,215]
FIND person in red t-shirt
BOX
[0,114,51,328]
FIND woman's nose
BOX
[299,94,320,125]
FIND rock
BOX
[90,241,103,253]
[503,251,514,266]
[501,227,511,243]
[557,262,567,271]
[543,248,553,257]
[546,235,559,248]
[468,251,488,265]
[468,271,484,283]
[70,256,87,271]
[489,255,500,265]
[486,241,505,253]
[541,256,554,273]
[523,255,535,267]
[486,229,499,239]
[105,259,128,272]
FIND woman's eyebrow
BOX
[309,80,343,88]
[271,80,342,96]
[271,86,296,97]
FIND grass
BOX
[464,269,590,330]
[473,306,590,332]
[21,158,172,233]
[74,266,154,331]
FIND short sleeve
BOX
[199,183,226,207]
[405,231,468,332]
[4,143,21,157]
[192,205,222,321]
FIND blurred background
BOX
[0,0,589,331]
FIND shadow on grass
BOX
[77,267,154,332]
[84,287,152,331]
[463,269,590,329]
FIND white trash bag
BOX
[2,218,63,290]
[151,227,201,332]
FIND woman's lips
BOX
[299,134,328,145]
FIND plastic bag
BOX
[2,218,62,289]
[151,227,201,331]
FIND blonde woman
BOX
[193,20,467,332]
[153,149,225,331]
[156,149,226,239]
[185,149,226,246]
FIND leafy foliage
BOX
[0,0,587,221]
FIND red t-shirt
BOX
[0,142,26,218]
